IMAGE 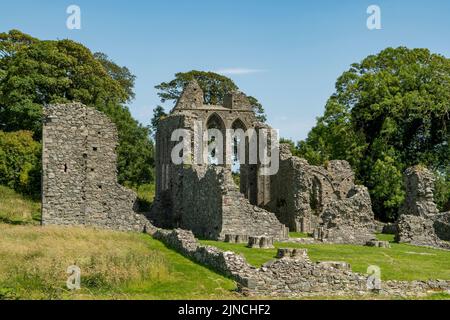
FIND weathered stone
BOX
[266,144,376,244]
[150,81,289,241]
[399,166,438,218]
[433,212,450,242]
[396,166,450,250]
[41,103,151,232]
[395,215,442,248]
[317,261,351,271]
[247,236,274,249]
[366,240,391,248]
[277,248,308,259]
[225,234,249,244]
[382,223,398,235]
[153,227,450,298]
[260,237,274,249]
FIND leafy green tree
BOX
[298,47,450,221]
[94,52,136,102]
[151,105,167,137]
[0,130,41,196]
[155,70,267,122]
[0,30,154,191]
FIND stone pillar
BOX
[247,236,274,249]
[399,166,438,218]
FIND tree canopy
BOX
[0,30,154,192]
[297,47,450,221]
[155,70,267,122]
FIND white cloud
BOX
[214,68,267,75]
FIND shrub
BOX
[0,131,41,196]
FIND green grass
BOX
[0,223,237,300]
[134,183,156,212]
[118,236,237,299]
[289,232,311,238]
[0,186,41,225]
[200,236,450,281]
[375,233,395,242]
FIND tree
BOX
[298,47,450,221]
[151,105,167,137]
[0,130,41,196]
[0,30,154,192]
[94,52,136,102]
[155,70,267,122]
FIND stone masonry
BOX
[151,81,288,240]
[152,228,450,298]
[266,144,376,244]
[152,81,379,244]
[396,166,450,249]
[41,103,151,232]
[399,166,439,218]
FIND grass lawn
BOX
[0,223,237,300]
[0,186,41,225]
[0,186,448,300]
[289,232,310,238]
[200,235,450,281]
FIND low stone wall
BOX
[396,215,450,250]
[150,228,450,297]
[434,212,450,242]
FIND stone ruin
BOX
[38,92,449,297]
[395,166,450,249]
[150,81,288,240]
[265,144,376,244]
[150,80,377,244]
[41,103,151,232]
[40,82,378,246]
[152,228,450,297]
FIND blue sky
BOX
[1,0,450,140]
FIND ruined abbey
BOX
[40,81,450,297]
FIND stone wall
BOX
[151,228,450,298]
[42,103,151,232]
[152,163,288,240]
[266,144,376,244]
[151,81,288,240]
[400,166,439,217]
[396,166,450,249]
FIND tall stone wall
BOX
[42,103,151,232]
[266,144,376,244]
[151,81,288,240]
[396,166,450,249]
[399,166,439,217]
[153,162,288,240]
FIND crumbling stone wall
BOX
[400,166,439,217]
[396,166,450,249]
[42,103,151,232]
[266,144,376,244]
[152,228,450,298]
[151,81,288,240]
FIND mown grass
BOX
[1,186,448,300]
[0,185,41,225]
[200,235,450,281]
[0,223,237,300]
[289,232,310,238]
[134,183,156,212]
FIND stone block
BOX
[365,240,391,248]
